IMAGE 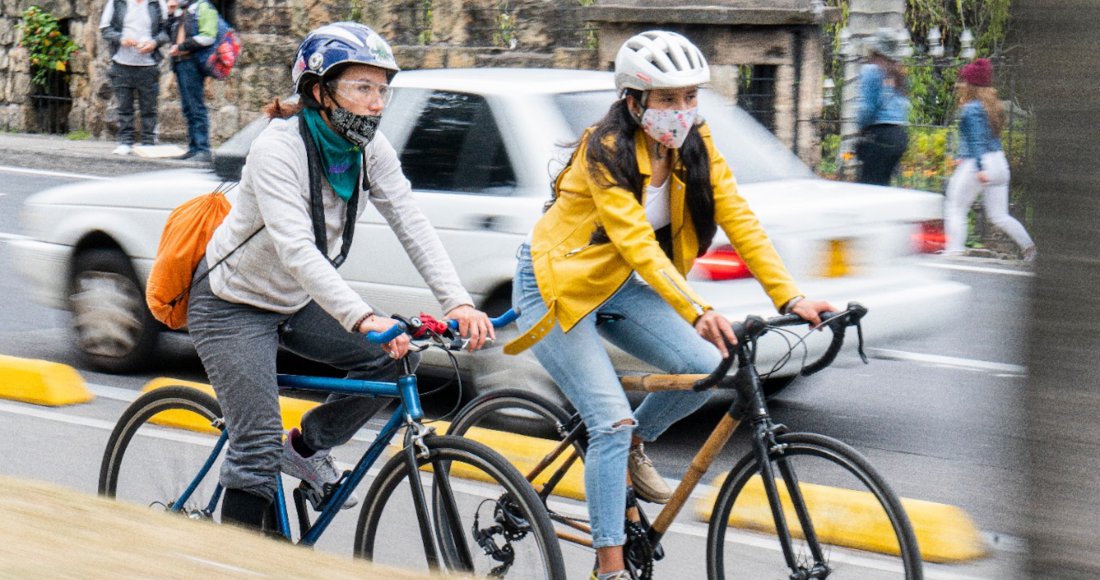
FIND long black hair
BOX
[570,90,717,256]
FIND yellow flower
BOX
[903,169,914,178]
[55,61,66,71]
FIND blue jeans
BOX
[512,244,718,548]
[172,57,210,153]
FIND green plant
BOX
[416,0,433,45]
[65,130,90,141]
[17,6,81,87]
[495,2,517,49]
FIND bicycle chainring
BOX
[624,520,655,580]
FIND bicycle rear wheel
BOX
[706,432,922,579]
[355,434,565,579]
[98,386,226,520]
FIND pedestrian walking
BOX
[855,27,911,186]
[166,0,216,162]
[99,0,168,155]
[944,58,1036,260]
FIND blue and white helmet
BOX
[292,22,400,93]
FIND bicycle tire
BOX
[448,388,583,451]
[98,386,226,521]
[354,434,566,579]
[706,432,923,579]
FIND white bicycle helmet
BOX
[614,30,711,94]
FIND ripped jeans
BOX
[513,244,718,548]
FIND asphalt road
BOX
[0,162,1030,578]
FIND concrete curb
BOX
[696,471,988,563]
[0,355,93,406]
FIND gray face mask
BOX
[329,107,381,149]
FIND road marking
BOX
[869,348,1026,375]
[924,261,1035,278]
[0,232,29,241]
[0,165,105,181]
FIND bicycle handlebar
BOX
[366,308,519,344]
[691,302,868,392]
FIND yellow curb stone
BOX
[696,472,988,563]
[0,355,93,406]
[141,377,320,434]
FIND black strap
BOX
[299,115,358,269]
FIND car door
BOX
[339,88,537,317]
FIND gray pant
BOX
[110,61,160,146]
[187,259,417,500]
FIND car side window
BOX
[399,91,516,196]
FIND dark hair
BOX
[868,54,908,97]
[570,91,716,255]
[262,65,346,119]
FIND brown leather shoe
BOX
[628,443,672,504]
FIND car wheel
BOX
[470,295,569,410]
[69,248,160,373]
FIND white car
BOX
[11,68,968,401]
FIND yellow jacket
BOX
[504,122,801,354]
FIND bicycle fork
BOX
[750,420,829,579]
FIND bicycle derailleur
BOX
[472,494,532,577]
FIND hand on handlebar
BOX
[789,298,837,328]
[358,314,411,359]
[695,309,738,359]
[445,305,495,351]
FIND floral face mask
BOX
[640,107,697,149]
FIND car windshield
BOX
[553,90,815,184]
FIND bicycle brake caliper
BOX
[410,421,435,459]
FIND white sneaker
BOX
[281,428,359,510]
[111,144,132,156]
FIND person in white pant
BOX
[944,58,1037,260]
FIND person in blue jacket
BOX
[944,58,1036,260]
[855,28,911,185]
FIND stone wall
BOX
[0,0,597,144]
[0,0,831,165]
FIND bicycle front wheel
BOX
[98,386,226,521]
[355,434,565,579]
[706,432,922,579]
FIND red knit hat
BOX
[960,58,993,87]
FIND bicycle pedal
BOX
[301,485,326,511]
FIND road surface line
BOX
[0,165,105,180]
[924,261,1035,277]
[0,232,29,241]
[869,348,1026,374]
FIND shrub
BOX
[17,6,81,87]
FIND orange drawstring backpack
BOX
[145,184,262,329]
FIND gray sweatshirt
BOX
[205,116,473,331]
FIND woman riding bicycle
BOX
[503,30,833,579]
[187,22,493,532]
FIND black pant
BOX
[856,124,909,186]
[110,61,160,146]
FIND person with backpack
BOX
[944,58,1037,260]
[166,0,216,162]
[99,0,169,156]
[503,30,833,580]
[185,22,494,532]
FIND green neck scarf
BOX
[302,107,361,201]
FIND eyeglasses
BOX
[329,79,393,107]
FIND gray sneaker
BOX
[628,443,671,504]
[281,428,359,510]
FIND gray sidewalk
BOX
[0,131,209,176]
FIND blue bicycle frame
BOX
[166,309,518,546]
